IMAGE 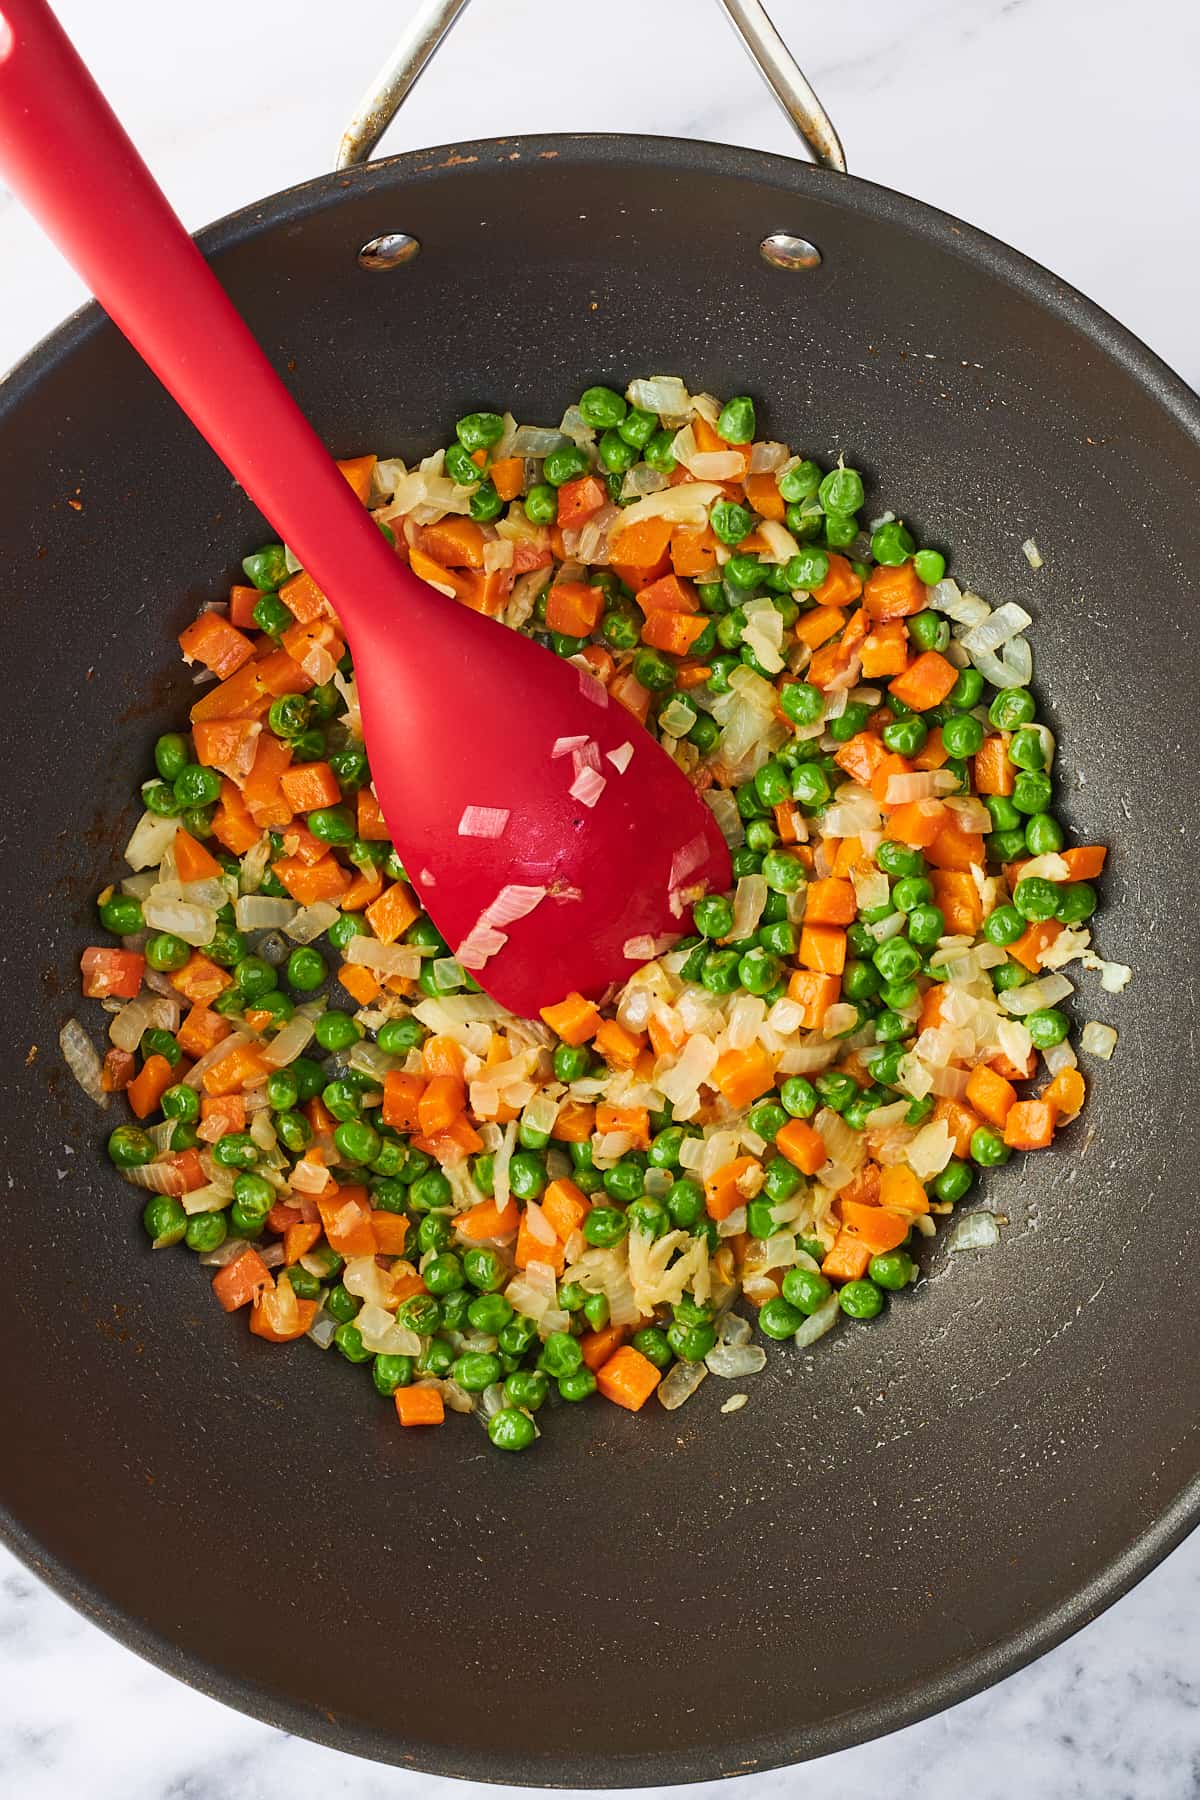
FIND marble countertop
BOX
[2,0,1197,1795]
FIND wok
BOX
[2,0,1198,1783]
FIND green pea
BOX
[448,1350,501,1393]
[667,1319,716,1361]
[970,1127,1011,1167]
[882,716,927,756]
[775,459,819,503]
[444,441,482,487]
[664,1177,704,1231]
[229,956,274,1002]
[461,1246,505,1293]
[602,1159,642,1204]
[538,1331,583,1378]
[307,805,356,845]
[907,904,945,947]
[141,1194,187,1248]
[555,1367,595,1403]
[913,548,945,584]
[1056,881,1097,925]
[312,1010,361,1053]
[575,384,626,429]
[523,482,558,525]
[274,1110,310,1154]
[410,1168,452,1211]
[891,875,932,914]
[1014,877,1062,922]
[839,1279,884,1319]
[818,467,864,515]
[583,1206,628,1248]
[438,1292,471,1333]
[941,713,984,758]
[643,428,678,474]
[716,395,756,443]
[827,701,872,744]
[242,543,289,591]
[184,1213,226,1255]
[1008,725,1046,771]
[992,960,1030,993]
[618,405,657,448]
[212,1132,259,1171]
[870,519,915,565]
[988,687,1036,730]
[105,1123,153,1170]
[1022,813,1063,857]
[792,763,830,809]
[873,936,922,982]
[776,1076,816,1121]
[543,443,588,487]
[989,828,1030,863]
[984,795,1022,834]
[467,479,503,523]
[780,681,824,728]
[688,712,721,754]
[503,1369,549,1414]
[756,1296,802,1340]
[283,946,325,992]
[907,609,949,654]
[417,1336,455,1378]
[372,1353,414,1396]
[252,594,292,635]
[154,1085,201,1138]
[592,427,633,477]
[875,841,926,880]
[777,1265,832,1316]
[711,500,755,546]
[932,1159,973,1204]
[866,1250,914,1291]
[734,946,777,995]
[330,1322,369,1364]
[761,848,805,894]
[465,1294,511,1335]
[456,410,504,452]
[1027,1007,1070,1048]
[489,1408,536,1452]
[503,1151,543,1202]
[980,904,1022,948]
[690,894,732,940]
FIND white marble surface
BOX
[2,0,1199,1794]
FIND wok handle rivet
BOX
[760,233,822,271]
[358,232,421,270]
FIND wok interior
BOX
[2,140,1197,1784]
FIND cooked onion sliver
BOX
[284,901,341,944]
[260,1015,316,1068]
[1080,1020,1118,1060]
[235,896,297,932]
[551,735,590,759]
[345,937,422,978]
[569,766,606,807]
[457,805,510,839]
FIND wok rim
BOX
[2,130,1197,1785]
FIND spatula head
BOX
[350,573,731,1018]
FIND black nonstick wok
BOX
[2,0,1198,1784]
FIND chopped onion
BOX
[1022,536,1043,569]
[346,936,422,979]
[60,1019,108,1107]
[793,1293,840,1348]
[657,1359,708,1411]
[621,464,670,500]
[970,637,1033,689]
[456,924,508,971]
[235,896,297,932]
[884,771,955,805]
[124,809,178,871]
[1000,972,1074,1015]
[143,897,217,947]
[307,1308,338,1350]
[457,805,510,839]
[750,441,788,473]
[552,734,590,759]
[260,1014,315,1067]
[237,830,273,894]
[568,766,606,807]
[510,424,569,457]
[285,901,341,944]
[929,579,989,626]
[609,481,721,532]
[109,994,179,1053]
[1041,1038,1078,1075]
[1081,1020,1118,1061]
[705,1342,767,1378]
[948,1210,1000,1252]
[961,601,1033,656]
[480,884,546,928]
[626,374,691,417]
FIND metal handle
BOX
[335,0,846,174]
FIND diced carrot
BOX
[925,821,986,872]
[879,1165,929,1215]
[1043,1066,1085,1117]
[211,779,261,856]
[803,878,857,926]
[931,869,983,935]
[704,1156,759,1221]
[711,1041,775,1110]
[744,470,787,521]
[420,516,486,568]
[254,646,315,697]
[382,1071,426,1132]
[317,1185,377,1256]
[811,553,863,608]
[264,1200,299,1236]
[388,1271,427,1307]
[540,991,602,1045]
[243,732,295,830]
[175,1005,231,1061]
[832,731,888,785]
[798,923,847,975]
[769,800,801,843]
[1060,845,1107,880]
[284,1220,322,1265]
[557,475,608,528]
[515,1210,566,1274]
[550,1099,596,1142]
[337,453,377,502]
[860,618,910,677]
[355,788,390,841]
[395,1386,445,1426]
[126,1054,175,1120]
[369,1211,411,1257]
[270,855,351,906]
[172,827,223,885]
[546,580,604,636]
[418,1074,466,1137]
[580,1323,628,1372]
[169,953,232,1005]
[863,562,926,620]
[637,572,700,617]
[640,609,710,656]
[101,1047,136,1092]
[228,584,261,629]
[786,968,841,1028]
[922,984,949,1035]
[212,1246,272,1312]
[974,734,1015,796]
[1010,918,1063,972]
[610,512,674,578]
[198,1094,245,1141]
[306,1096,335,1137]
[275,569,326,626]
[80,946,145,999]
[191,718,262,779]
[610,669,652,723]
[489,457,525,502]
[776,1117,827,1175]
[365,880,420,945]
[795,605,845,650]
[595,1102,651,1149]
[278,822,330,867]
[412,1113,484,1162]
[178,610,255,679]
[338,962,381,1006]
[457,1195,520,1240]
[596,1344,662,1412]
[189,660,271,725]
[280,618,344,675]
[541,1177,590,1241]
[885,799,948,848]
[839,1161,882,1208]
[931,1096,981,1159]
[830,836,863,878]
[839,1199,910,1253]
[912,726,949,771]
[991,1044,1038,1082]
[202,1041,269,1098]
[1003,1099,1058,1150]
[870,752,915,810]
[420,1034,465,1080]
[278,761,341,813]
[668,525,719,579]
[250,1283,318,1342]
[339,866,382,914]
[964,1063,1017,1127]
[821,1231,872,1282]
[593,1017,645,1071]
[580,643,617,686]
[889,650,959,711]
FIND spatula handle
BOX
[0,0,397,619]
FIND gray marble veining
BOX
[2,0,1197,1794]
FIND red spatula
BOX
[0,0,729,1016]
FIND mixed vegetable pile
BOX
[68,376,1129,1451]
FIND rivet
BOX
[358,233,420,271]
[760,233,822,271]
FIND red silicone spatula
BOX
[0,0,729,1016]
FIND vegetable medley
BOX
[71,375,1128,1451]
